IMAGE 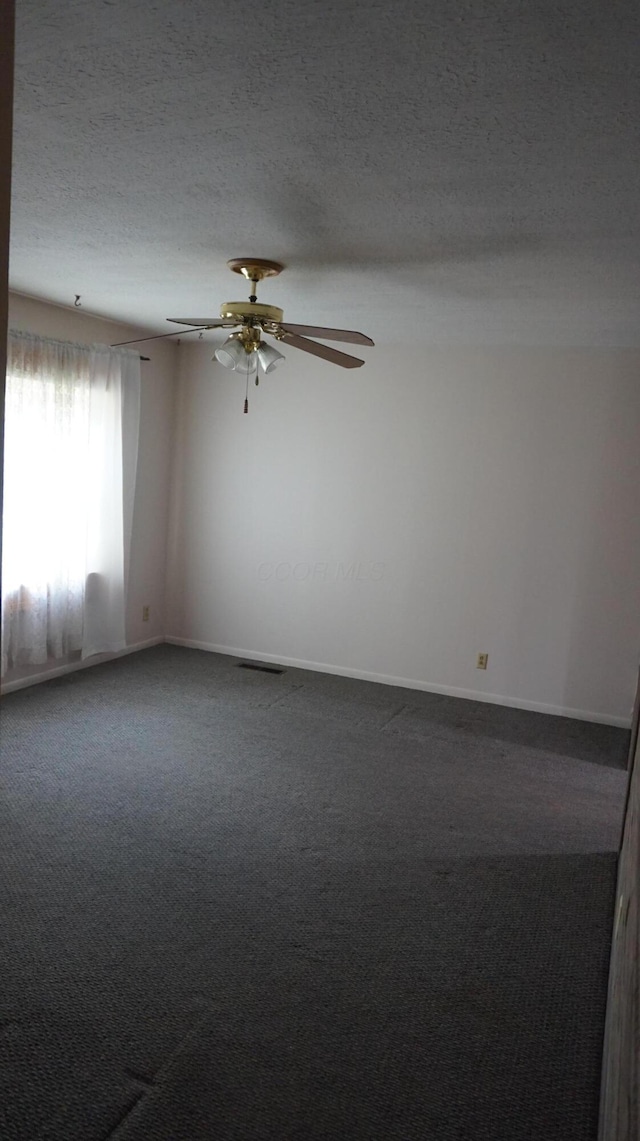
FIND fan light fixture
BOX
[214,335,284,380]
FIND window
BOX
[1,331,140,676]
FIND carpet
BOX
[0,645,629,1139]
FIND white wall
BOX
[5,292,177,682]
[167,342,640,725]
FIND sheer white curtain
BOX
[1,331,140,676]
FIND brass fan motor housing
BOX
[220,301,284,324]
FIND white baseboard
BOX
[1,636,165,694]
[165,636,631,728]
[4,632,630,727]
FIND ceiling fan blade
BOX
[166,317,239,327]
[111,326,215,347]
[278,322,374,346]
[279,332,364,369]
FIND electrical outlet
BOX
[476,652,488,669]
[142,605,150,622]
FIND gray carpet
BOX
[0,644,629,1140]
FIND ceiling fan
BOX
[114,258,374,412]
[171,256,372,356]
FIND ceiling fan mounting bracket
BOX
[226,258,284,283]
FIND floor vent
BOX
[237,661,285,675]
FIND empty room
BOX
[1,2,639,1140]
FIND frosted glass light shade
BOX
[214,334,246,370]
[234,350,258,375]
[256,341,285,373]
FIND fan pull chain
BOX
[244,371,249,414]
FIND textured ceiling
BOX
[10,0,640,345]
